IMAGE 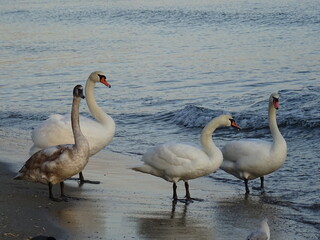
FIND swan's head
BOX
[270,92,279,110]
[73,85,85,99]
[219,114,241,129]
[89,71,111,88]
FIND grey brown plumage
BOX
[14,85,89,201]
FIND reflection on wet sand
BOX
[133,201,216,239]
[49,184,107,240]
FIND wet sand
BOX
[0,137,317,240]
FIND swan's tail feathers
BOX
[132,165,149,173]
[132,165,160,176]
[220,160,236,172]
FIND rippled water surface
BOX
[0,0,319,239]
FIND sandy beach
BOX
[0,137,317,240]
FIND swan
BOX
[246,218,270,240]
[14,85,89,201]
[132,114,240,201]
[29,71,116,184]
[220,93,287,193]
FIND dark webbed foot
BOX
[79,172,100,185]
[49,196,65,202]
[185,197,204,202]
[48,182,65,202]
[79,179,100,186]
[67,172,101,185]
[178,181,204,203]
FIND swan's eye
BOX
[229,119,236,125]
[273,97,279,102]
[98,74,106,80]
[229,119,241,129]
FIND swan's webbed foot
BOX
[78,172,100,186]
[67,173,101,185]
[185,197,204,202]
[60,194,81,201]
[79,179,101,186]
[182,181,203,203]
[49,196,65,202]
[172,196,204,204]
[48,182,66,202]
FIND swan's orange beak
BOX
[231,120,241,129]
[100,76,111,88]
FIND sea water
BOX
[0,0,319,238]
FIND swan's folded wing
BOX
[222,139,271,162]
[31,113,113,156]
[142,142,207,170]
[31,114,74,149]
[22,145,70,172]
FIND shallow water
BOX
[0,0,319,239]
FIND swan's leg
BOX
[260,176,264,190]
[252,177,265,192]
[48,182,54,199]
[59,182,69,201]
[173,182,178,201]
[79,172,100,185]
[244,179,250,194]
[60,181,81,201]
[184,181,191,199]
[184,181,203,202]
[60,182,65,196]
[48,182,62,202]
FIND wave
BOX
[165,105,319,130]
[2,86,320,134]
[162,87,320,130]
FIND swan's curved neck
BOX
[200,118,221,158]
[71,96,84,146]
[268,102,285,149]
[85,79,112,126]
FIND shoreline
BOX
[0,138,318,240]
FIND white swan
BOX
[132,114,240,201]
[29,71,116,184]
[246,218,270,240]
[14,85,89,201]
[220,93,287,193]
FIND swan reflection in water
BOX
[135,201,215,239]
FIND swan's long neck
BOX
[269,102,286,153]
[200,117,221,159]
[85,79,114,126]
[71,96,86,147]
